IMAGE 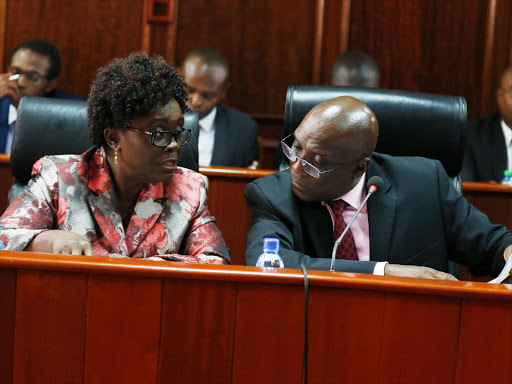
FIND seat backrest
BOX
[8,96,199,202]
[281,86,467,177]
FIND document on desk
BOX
[488,255,512,284]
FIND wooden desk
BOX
[200,166,274,265]
[1,250,512,383]
[463,181,512,229]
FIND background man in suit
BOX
[0,39,84,154]
[180,48,259,168]
[329,51,380,88]
[245,96,512,279]
[462,67,512,182]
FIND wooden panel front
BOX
[0,269,16,384]
[84,275,162,384]
[1,252,512,383]
[13,270,87,384]
[158,279,237,383]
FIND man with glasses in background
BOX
[245,96,512,281]
[0,39,83,154]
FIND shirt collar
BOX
[501,119,512,145]
[199,106,217,132]
[323,173,367,212]
[8,104,17,125]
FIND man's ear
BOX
[104,128,121,150]
[44,78,58,93]
[353,158,371,178]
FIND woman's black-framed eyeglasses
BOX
[123,125,191,147]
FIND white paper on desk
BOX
[488,254,512,284]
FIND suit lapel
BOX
[211,105,230,165]
[367,163,397,262]
[300,200,333,258]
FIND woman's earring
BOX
[114,150,118,165]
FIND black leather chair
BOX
[279,86,467,182]
[8,96,199,202]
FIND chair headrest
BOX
[11,97,199,185]
[282,86,467,176]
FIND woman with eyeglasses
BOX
[0,52,230,264]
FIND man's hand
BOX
[26,230,93,256]
[248,160,259,170]
[0,73,20,106]
[385,264,458,281]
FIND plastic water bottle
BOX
[256,238,284,269]
[501,170,512,186]
[0,240,5,250]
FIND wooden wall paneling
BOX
[158,279,237,383]
[13,270,87,384]
[455,298,512,383]
[308,287,385,383]
[0,0,6,71]
[378,292,461,383]
[238,0,317,115]
[481,0,497,116]
[84,274,162,384]
[320,0,345,85]
[0,269,16,384]
[4,0,145,98]
[232,283,304,384]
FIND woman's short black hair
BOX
[88,52,188,146]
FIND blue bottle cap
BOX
[263,238,280,253]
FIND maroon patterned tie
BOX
[327,200,359,260]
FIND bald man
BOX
[462,67,512,182]
[329,51,380,87]
[245,96,512,279]
[180,48,258,168]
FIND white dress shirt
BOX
[198,107,217,166]
[322,174,388,275]
[5,104,17,155]
[501,119,512,171]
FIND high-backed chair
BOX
[279,86,467,183]
[8,96,199,202]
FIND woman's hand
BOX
[26,230,93,255]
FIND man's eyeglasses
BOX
[123,125,191,147]
[8,67,46,84]
[281,133,369,178]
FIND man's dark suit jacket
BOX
[207,104,258,167]
[0,89,85,153]
[461,113,508,182]
[245,153,510,276]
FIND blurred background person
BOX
[329,51,380,88]
[462,67,512,182]
[0,52,229,264]
[180,48,259,168]
[0,39,84,154]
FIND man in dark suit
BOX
[462,67,512,182]
[245,96,512,279]
[180,48,258,168]
[0,39,84,154]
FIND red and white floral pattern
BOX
[0,147,229,264]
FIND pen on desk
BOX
[8,74,20,81]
